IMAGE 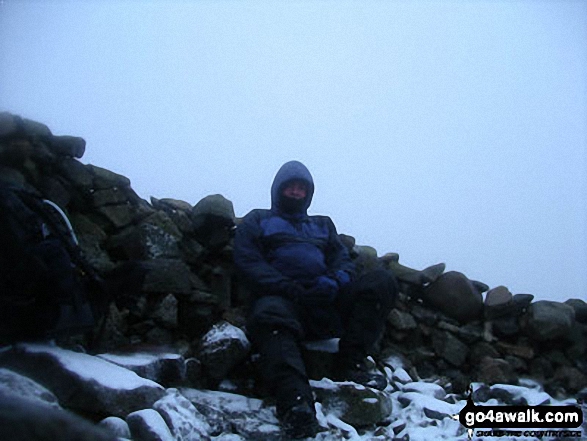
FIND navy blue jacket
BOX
[234,161,355,299]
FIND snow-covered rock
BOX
[0,367,61,409]
[153,388,211,441]
[98,416,131,439]
[402,381,447,400]
[0,343,165,417]
[197,321,251,381]
[311,378,393,427]
[97,350,185,387]
[179,388,283,440]
[0,393,114,441]
[126,409,174,441]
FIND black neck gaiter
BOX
[279,196,306,214]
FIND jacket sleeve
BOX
[233,210,302,298]
[323,216,356,280]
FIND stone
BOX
[311,379,392,427]
[198,321,251,381]
[141,259,197,295]
[69,213,115,273]
[565,299,587,324]
[523,300,575,342]
[153,388,211,441]
[37,175,72,208]
[491,316,520,337]
[21,117,52,139]
[50,135,86,158]
[191,194,236,250]
[353,245,380,274]
[388,309,418,330]
[496,342,534,360]
[0,367,61,409]
[432,331,469,367]
[126,409,174,441]
[476,356,517,385]
[402,381,447,400]
[98,416,131,439]
[0,393,114,441]
[92,187,129,207]
[420,271,484,323]
[391,367,413,384]
[97,350,185,387]
[552,366,587,394]
[57,158,94,188]
[151,294,179,328]
[396,391,458,420]
[179,388,282,440]
[87,164,132,189]
[97,204,135,229]
[0,343,165,417]
[0,111,18,137]
[484,286,513,319]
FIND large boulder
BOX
[191,194,235,250]
[153,389,211,441]
[523,300,576,342]
[197,321,251,382]
[0,367,61,409]
[0,393,115,441]
[97,350,186,387]
[0,343,165,417]
[419,271,483,323]
[311,379,392,427]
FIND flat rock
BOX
[153,388,211,441]
[402,381,446,400]
[97,350,185,387]
[126,409,174,441]
[179,388,282,440]
[311,379,392,427]
[524,300,575,341]
[0,343,165,417]
[0,393,114,441]
[0,367,61,409]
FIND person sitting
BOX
[233,160,398,438]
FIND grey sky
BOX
[1,0,586,302]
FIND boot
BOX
[331,354,388,391]
[278,396,320,439]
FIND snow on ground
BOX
[20,343,163,390]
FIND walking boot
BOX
[277,396,320,439]
[331,356,388,391]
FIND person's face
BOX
[282,180,307,200]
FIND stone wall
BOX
[1,112,585,398]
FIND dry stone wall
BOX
[1,112,585,398]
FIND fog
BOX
[1,0,585,302]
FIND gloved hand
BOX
[333,270,351,287]
[300,276,338,307]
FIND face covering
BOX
[279,195,306,214]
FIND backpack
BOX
[0,184,104,342]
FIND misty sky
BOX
[1,0,585,303]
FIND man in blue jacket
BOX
[234,161,398,438]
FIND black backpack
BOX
[0,184,104,342]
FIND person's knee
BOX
[247,296,303,339]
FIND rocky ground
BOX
[0,112,586,439]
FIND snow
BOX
[98,352,181,367]
[202,322,249,347]
[20,343,163,391]
[402,381,446,399]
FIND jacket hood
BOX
[270,160,315,214]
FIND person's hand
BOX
[333,270,351,287]
[300,276,338,306]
